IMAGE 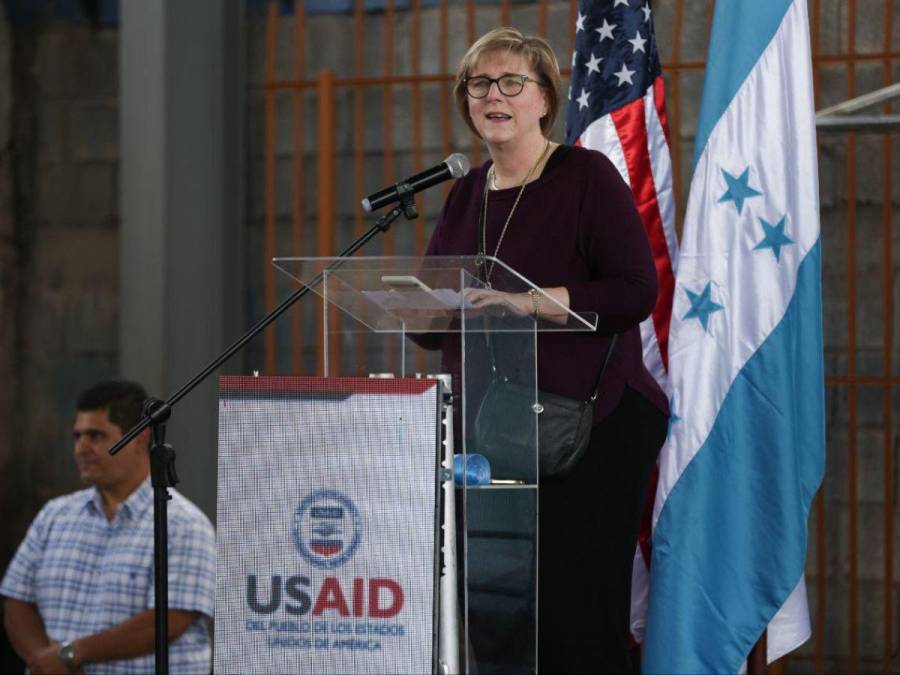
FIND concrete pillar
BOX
[120,1,245,519]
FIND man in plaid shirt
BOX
[1,380,215,674]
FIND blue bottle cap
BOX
[453,453,491,486]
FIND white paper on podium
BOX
[361,288,475,311]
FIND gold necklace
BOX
[480,139,552,284]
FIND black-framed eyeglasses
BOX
[464,73,542,98]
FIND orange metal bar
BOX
[353,0,366,375]
[412,0,427,375]
[412,0,424,255]
[353,0,365,246]
[263,0,278,375]
[747,631,767,675]
[353,0,364,241]
[466,0,480,167]
[881,3,894,673]
[384,1,397,372]
[383,0,396,257]
[814,51,900,64]
[846,1,859,671]
[291,2,306,374]
[826,376,900,386]
[810,2,825,670]
[500,0,510,26]
[538,0,548,38]
[317,69,336,375]
[569,0,577,55]
[259,52,900,92]
[440,0,453,201]
[815,490,826,673]
[264,74,456,90]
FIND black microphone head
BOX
[361,154,471,213]
[445,153,470,179]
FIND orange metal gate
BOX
[254,1,900,671]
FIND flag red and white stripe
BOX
[564,0,677,642]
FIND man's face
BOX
[72,409,146,490]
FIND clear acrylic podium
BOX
[273,255,597,674]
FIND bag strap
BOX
[588,333,618,404]
[477,178,618,405]
[476,174,489,283]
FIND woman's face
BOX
[467,50,548,149]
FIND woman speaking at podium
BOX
[422,27,669,673]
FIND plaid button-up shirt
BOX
[1,477,215,674]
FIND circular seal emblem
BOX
[292,489,362,569]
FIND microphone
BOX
[361,153,471,212]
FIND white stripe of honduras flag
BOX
[643,0,825,671]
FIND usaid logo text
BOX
[293,489,361,569]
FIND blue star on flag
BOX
[718,167,762,214]
[754,215,794,262]
[683,282,724,331]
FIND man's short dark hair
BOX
[76,379,148,434]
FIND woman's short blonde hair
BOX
[454,27,562,139]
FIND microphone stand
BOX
[108,188,418,674]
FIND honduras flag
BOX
[643,1,825,671]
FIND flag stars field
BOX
[718,167,763,214]
[595,18,616,41]
[682,282,724,332]
[754,215,794,262]
[566,0,663,135]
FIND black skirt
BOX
[538,386,667,674]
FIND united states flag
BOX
[564,0,677,643]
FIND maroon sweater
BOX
[421,144,668,423]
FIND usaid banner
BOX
[215,376,441,674]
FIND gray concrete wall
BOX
[0,16,120,549]
[0,0,18,569]
[119,0,244,522]
[0,12,120,670]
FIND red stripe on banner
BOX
[610,95,675,368]
[219,375,438,396]
[653,76,672,147]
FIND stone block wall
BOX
[0,12,119,583]
[0,8,119,670]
